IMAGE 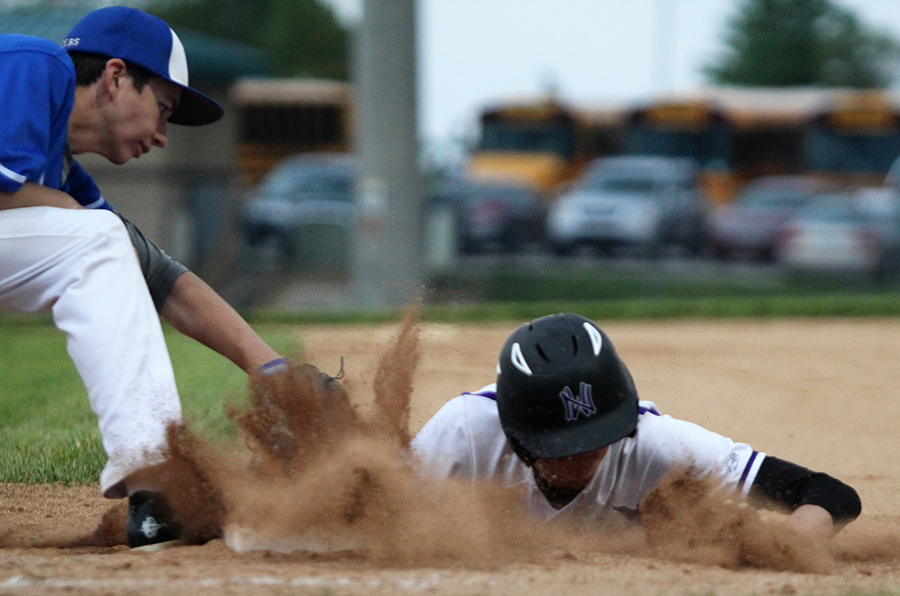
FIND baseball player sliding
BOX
[0,7,289,548]
[411,314,861,539]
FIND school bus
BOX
[467,98,626,195]
[804,90,900,188]
[623,88,900,204]
[623,89,828,204]
[230,78,354,185]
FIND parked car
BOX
[241,153,356,268]
[431,178,546,253]
[546,155,709,256]
[710,175,832,262]
[776,188,900,279]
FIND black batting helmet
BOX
[496,313,639,462]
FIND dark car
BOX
[241,153,356,267]
[710,176,833,262]
[431,178,547,254]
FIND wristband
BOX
[258,358,290,376]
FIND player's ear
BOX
[100,58,128,98]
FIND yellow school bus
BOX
[623,88,827,204]
[623,88,900,204]
[467,98,626,196]
[230,78,354,185]
[804,89,900,188]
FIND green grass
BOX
[248,291,900,326]
[0,315,301,484]
[249,265,900,324]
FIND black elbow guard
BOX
[824,480,861,525]
[749,455,861,525]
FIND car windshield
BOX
[589,178,658,193]
[581,172,661,194]
[737,186,812,210]
[260,167,353,201]
[797,196,866,223]
[580,160,688,194]
[466,187,534,205]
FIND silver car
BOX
[777,188,900,279]
[546,155,709,257]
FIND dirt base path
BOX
[4,318,900,595]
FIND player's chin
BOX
[106,152,134,166]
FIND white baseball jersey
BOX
[411,384,766,524]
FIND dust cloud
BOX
[75,305,900,572]
[640,471,834,573]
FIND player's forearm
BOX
[160,271,283,373]
[787,504,836,539]
[0,182,81,210]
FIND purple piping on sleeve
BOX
[738,451,759,490]
[464,390,497,401]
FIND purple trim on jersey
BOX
[738,451,759,490]
[639,405,660,416]
[463,389,497,401]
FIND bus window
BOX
[240,104,344,146]
[805,96,900,182]
[624,123,730,166]
[479,118,576,160]
[624,102,730,167]
[805,126,900,174]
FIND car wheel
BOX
[756,247,777,264]
[459,238,483,255]
[550,241,575,257]
[501,231,522,254]
[876,250,900,281]
[644,233,665,259]
[684,229,710,258]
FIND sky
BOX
[321,0,900,158]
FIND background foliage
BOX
[705,0,900,87]
[145,0,351,78]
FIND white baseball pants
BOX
[0,207,182,497]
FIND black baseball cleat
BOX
[126,490,183,548]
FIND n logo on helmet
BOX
[559,382,597,421]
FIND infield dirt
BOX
[3,316,900,595]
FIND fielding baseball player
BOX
[0,6,290,547]
[411,314,860,538]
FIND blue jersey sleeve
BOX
[0,35,75,193]
[64,160,112,211]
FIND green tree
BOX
[704,0,900,87]
[146,0,350,79]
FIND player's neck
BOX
[67,84,104,156]
[533,468,584,509]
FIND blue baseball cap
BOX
[63,6,224,126]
